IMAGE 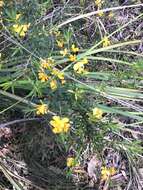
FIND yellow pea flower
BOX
[56,40,64,48]
[51,69,65,83]
[52,69,64,79]
[22,23,30,32]
[98,10,104,17]
[101,167,110,180]
[102,36,111,47]
[67,157,75,167]
[38,71,49,82]
[12,24,21,32]
[95,0,102,7]
[50,79,57,90]
[50,116,70,134]
[71,44,79,53]
[92,107,103,119]
[108,11,114,18]
[53,30,61,37]
[0,1,4,7]
[61,79,66,84]
[101,166,116,181]
[69,54,77,62]
[109,167,116,176]
[41,58,54,69]
[82,58,88,64]
[57,72,64,80]
[73,62,85,74]
[51,68,59,76]
[12,23,30,37]
[40,59,49,69]
[47,57,55,65]
[52,127,61,134]
[16,14,21,20]
[60,48,68,56]
[36,104,48,115]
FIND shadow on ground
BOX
[0,114,77,190]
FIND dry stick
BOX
[105,94,143,112]
[120,127,143,136]
[103,50,143,57]
[57,4,143,28]
[0,118,43,128]
[0,160,76,189]
[0,162,45,190]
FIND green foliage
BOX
[0,0,143,189]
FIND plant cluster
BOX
[0,0,143,189]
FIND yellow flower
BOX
[60,48,68,56]
[12,23,30,37]
[16,14,21,20]
[101,166,116,181]
[50,116,70,134]
[57,72,65,80]
[101,167,110,180]
[73,57,88,74]
[108,11,114,18]
[73,62,85,74]
[69,54,77,62]
[71,44,79,53]
[92,107,103,119]
[47,57,55,64]
[51,68,59,75]
[56,40,64,48]
[38,71,49,82]
[67,157,75,167]
[81,58,88,64]
[61,79,66,84]
[50,79,57,90]
[36,104,48,115]
[98,10,104,17]
[0,1,4,7]
[51,69,65,84]
[12,24,21,32]
[52,127,61,134]
[102,36,111,47]
[40,59,49,69]
[109,167,116,176]
[95,0,102,7]
[41,58,54,69]
[53,30,61,37]
[52,69,64,80]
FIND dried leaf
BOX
[87,155,101,182]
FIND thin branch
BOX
[0,118,43,128]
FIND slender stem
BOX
[0,90,56,115]
[0,90,36,106]
[0,118,43,128]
